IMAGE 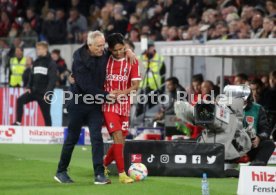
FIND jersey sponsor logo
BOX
[106,74,128,81]
[34,67,48,75]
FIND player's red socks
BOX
[104,144,125,174]
[113,144,125,173]
[104,145,114,167]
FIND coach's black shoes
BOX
[94,174,111,185]
[54,171,74,183]
[54,172,111,184]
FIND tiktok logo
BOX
[147,154,155,163]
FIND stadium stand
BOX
[0,0,276,46]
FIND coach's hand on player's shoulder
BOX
[125,49,137,65]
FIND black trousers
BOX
[57,102,104,176]
[247,139,275,165]
[16,92,52,126]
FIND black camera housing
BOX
[194,103,216,125]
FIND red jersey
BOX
[103,56,141,116]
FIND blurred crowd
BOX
[1,0,276,48]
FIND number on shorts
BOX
[122,121,129,131]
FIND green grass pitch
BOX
[0,144,238,195]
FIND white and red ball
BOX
[128,163,148,181]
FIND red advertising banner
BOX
[0,88,45,126]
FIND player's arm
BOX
[125,48,137,66]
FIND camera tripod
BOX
[138,58,161,127]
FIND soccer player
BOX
[103,33,141,184]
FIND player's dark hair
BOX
[107,33,125,49]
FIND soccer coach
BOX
[55,31,121,184]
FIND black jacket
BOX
[163,1,188,27]
[42,20,67,44]
[263,88,276,112]
[71,45,109,101]
[28,54,57,94]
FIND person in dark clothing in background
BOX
[261,74,270,89]
[47,0,70,14]
[201,80,220,99]
[42,10,67,45]
[20,22,37,47]
[106,2,128,36]
[234,73,248,85]
[263,70,276,140]
[51,49,69,87]
[265,70,276,113]
[25,7,42,35]
[243,98,275,166]
[13,41,57,126]
[162,0,189,27]
[153,77,186,121]
[249,78,267,106]
[22,56,33,88]
[188,74,203,105]
[67,8,88,43]
[70,0,91,17]
[56,8,67,27]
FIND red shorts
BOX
[103,112,129,136]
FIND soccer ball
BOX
[128,163,148,181]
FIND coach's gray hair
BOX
[87,31,105,45]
